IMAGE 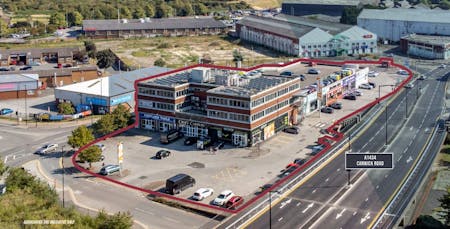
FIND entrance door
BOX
[232,133,247,147]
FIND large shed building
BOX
[281,0,362,17]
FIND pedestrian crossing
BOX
[312,122,328,128]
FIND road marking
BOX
[278,217,283,222]
[403,148,408,153]
[337,168,340,172]
[325,178,329,182]
[376,185,379,189]
[365,198,369,202]
[360,212,371,224]
[353,211,357,216]
[3,156,7,163]
[302,203,314,213]
[409,126,413,131]
[312,189,316,194]
[336,208,346,219]
[164,217,179,223]
[279,199,292,209]
[406,156,413,164]
[384,174,388,178]
[296,202,301,207]
[135,208,154,215]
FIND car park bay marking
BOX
[134,208,154,215]
[302,203,314,213]
[278,217,283,222]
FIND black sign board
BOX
[345,152,393,169]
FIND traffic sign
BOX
[345,152,393,169]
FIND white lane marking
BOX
[385,174,388,178]
[336,208,346,219]
[312,189,316,194]
[406,156,413,164]
[403,148,409,153]
[278,217,283,222]
[296,202,301,207]
[409,126,413,131]
[353,211,357,216]
[0,136,2,140]
[365,198,369,202]
[325,178,329,182]
[134,208,155,215]
[376,185,379,189]
[280,199,292,209]
[337,168,341,172]
[302,203,314,213]
[164,217,179,223]
[360,213,371,224]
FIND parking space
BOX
[84,64,404,208]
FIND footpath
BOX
[0,116,100,129]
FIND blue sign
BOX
[86,97,107,106]
[140,113,175,123]
[110,94,132,106]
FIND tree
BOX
[439,187,450,225]
[95,211,133,228]
[340,6,361,25]
[154,58,166,67]
[144,4,155,17]
[68,125,95,149]
[0,157,6,176]
[78,146,102,169]
[155,2,173,18]
[120,6,132,19]
[133,7,146,19]
[440,0,450,10]
[93,8,105,19]
[195,3,208,15]
[232,49,244,62]
[94,114,116,135]
[49,12,66,27]
[112,104,131,129]
[84,40,97,58]
[67,11,83,26]
[96,49,116,69]
[58,102,75,115]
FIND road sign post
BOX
[117,142,124,176]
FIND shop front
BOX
[354,67,369,88]
[342,75,356,94]
[177,120,208,137]
[305,92,318,115]
[251,113,289,145]
[140,113,176,132]
[326,82,343,105]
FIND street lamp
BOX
[379,84,395,145]
[269,190,280,229]
[405,87,411,119]
[61,145,65,208]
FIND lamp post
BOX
[24,84,28,126]
[61,145,65,208]
[379,84,394,145]
[269,190,279,229]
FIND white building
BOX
[236,14,377,57]
[357,8,450,42]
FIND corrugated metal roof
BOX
[83,17,226,31]
[55,66,171,97]
[299,28,333,43]
[283,0,360,6]
[238,15,315,39]
[402,34,450,45]
[337,26,377,41]
[0,47,79,59]
[274,14,351,35]
[0,74,38,83]
[358,8,450,23]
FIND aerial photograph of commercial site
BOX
[0,0,450,228]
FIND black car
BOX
[299,74,306,81]
[344,94,357,100]
[330,102,342,109]
[214,141,225,150]
[283,126,299,134]
[20,66,32,70]
[368,82,376,88]
[294,158,306,166]
[321,107,334,113]
[155,150,171,159]
[0,67,9,71]
[184,137,198,146]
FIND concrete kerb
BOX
[24,159,149,229]
[71,57,412,215]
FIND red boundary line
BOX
[71,57,412,214]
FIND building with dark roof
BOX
[0,74,39,100]
[137,67,301,147]
[236,15,377,57]
[0,47,80,66]
[281,0,363,17]
[82,17,228,39]
[400,34,450,60]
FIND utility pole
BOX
[61,145,65,208]
[24,84,28,126]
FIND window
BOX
[251,97,265,107]
[277,87,289,96]
[208,96,228,106]
[264,92,277,102]
[208,110,228,119]
[229,113,250,122]
[176,88,190,97]
[251,111,265,121]
[307,45,311,48]
[313,45,317,48]
[228,99,249,108]
[156,90,174,98]
[265,104,278,115]
[138,87,155,95]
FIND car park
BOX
[280,71,293,76]
[225,196,244,209]
[35,143,59,154]
[0,108,13,115]
[184,137,198,146]
[99,165,120,175]
[368,71,379,77]
[192,188,214,201]
[283,126,299,134]
[155,150,171,159]
[330,102,342,109]
[343,94,357,100]
[321,107,334,114]
[213,190,235,206]
[359,84,372,90]
[308,68,320,74]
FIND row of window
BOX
[139,87,174,98]
[208,110,250,123]
[176,88,190,97]
[208,97,250,108]
[301,42,375,49]
[139,100,174,111]
[251,99,290,121]
[251,83,299,108]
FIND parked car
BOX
[184,137,198,146]
[280,165,298,177]
[418,75,427,80]
[0,67,9,71]
[353,90,363,96]
[192,188,214,201]
[344,94,357,100]
[330,102,342,109]
[225,196,244,209]
[294,158,307,166]
[311,145,325,155]
[359,84,372,90]
[0,108,13,115]
[94,143,106,152]
[166,174,196,195]
[283,126,299,134]
[35,143,59,154]
[214,141,225,151]
[20,66,32,70]
[213,190,235,206]
[308,68,320,74]
[404,83,414,88]
[368,71,379,77]
[368,82,376,88]
[439,64,446,68]
[155,150,171,159]
[99,164,120,175]
[285,162,299,169]
[299,74,306,81]
[321,107,334,114]
[397,70,409,75]
[280,71,293,76]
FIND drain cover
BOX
[188,162,205,168]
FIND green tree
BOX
[112,104,131,129]
[232,49,243,62]
[0,157,6,176]
[58,102,75,115]
[439,187,450,225]
[340,6,361,25]
[144,4,155,17]
[68,11,83,26]
[96,49,116,69]
[94,114,116,135]
[133,7,146,19]
[95,211,133,228]
[195,3,208,15]
[154,58,166,67]
[440,0,450,10]
[155,2,173,18]
[120,6,132,19]
[93,8,105,19]
[78,146,102,169]
[49,12,66,27]
[0,20,10,37]
[84,40,97,58]
[68,125,95,149]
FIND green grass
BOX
[131,49,152,57]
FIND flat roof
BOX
[358,8,450,24]
[83,16,226,31]
[209,76,294,97]
[282,0,360,6]
[402,34,450,45]
[56,66,171,97]
[0,74,38,83]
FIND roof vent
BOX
[139,18,145,23]
[121,19,128,24]
[145,17,151,22]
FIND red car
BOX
[225,196,244,209]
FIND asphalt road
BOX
[244,67,448,229]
